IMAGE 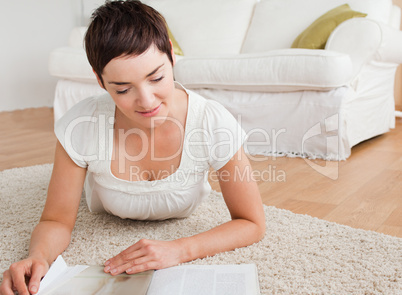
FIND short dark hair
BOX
[85,0,173,86]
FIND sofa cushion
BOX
[241,0,393,53]
[291,4,366,49]
[142,0,257,56]
[173,49,353,92]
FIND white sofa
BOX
[49,0,402,160]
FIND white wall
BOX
[0,0,80,111]
[82,0,107,23]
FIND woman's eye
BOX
[151,76,164,83]
[116,89,128,95]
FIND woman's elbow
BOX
[255,220,266,242]
[248,217,266,244]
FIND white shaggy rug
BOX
[1,164,401,294]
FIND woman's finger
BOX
[105,239,182,276]
[9,263,30,295]
[127,254,154,267]
[108,260,138,276]
[0,270,17,295]
[125,260,161,274]
[28,262,48,294]
[104,250,143,272]
[106,248,151,275]
[104,240,151,271]
[113,249,161,275]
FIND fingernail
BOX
[105,261,110,266]
[126,268,132,274]
[104,266,110,272]
[31,285,38,293]
[111,268,117,274]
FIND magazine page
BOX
[146,264,260,295]
[37,256,88,295]
[37,256,259,295]
[38,257,154,295]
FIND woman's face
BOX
[97,45,176,130]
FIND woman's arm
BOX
[0,141,87,295]
[180,147,266,260]
[104,147,265,275]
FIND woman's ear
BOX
[169,39,176,66]
[93,69,106,89]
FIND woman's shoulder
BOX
[54,93,114,146]
[62,93,113,118]
[185,90,230,116]
[185,89,229,118]
[175,82,237,128]
[54,93,114,168]
[55,94,114,128]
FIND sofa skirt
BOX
[194,78,394,161]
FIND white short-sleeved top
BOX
[55,83,246,220]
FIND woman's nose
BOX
[136,88,155,109]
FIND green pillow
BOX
[168,27,184,56]
[291,4,367,49]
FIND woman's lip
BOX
[136,104,162,117]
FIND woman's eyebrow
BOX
[146,63,164,77]
[108,63,164,85]
[109,81,130,85]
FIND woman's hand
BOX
[104,239,186,275]
[0,257,49,295]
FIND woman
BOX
[0,1,265,294]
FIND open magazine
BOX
[37,256,260,295]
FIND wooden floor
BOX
[1,107,401,238]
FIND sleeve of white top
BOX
[203,99,247,171]
[54,97,98,169]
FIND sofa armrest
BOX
[49,47,97,83]
[326,18,402,79]
[174,49,353,92]
[375,21,402,64]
